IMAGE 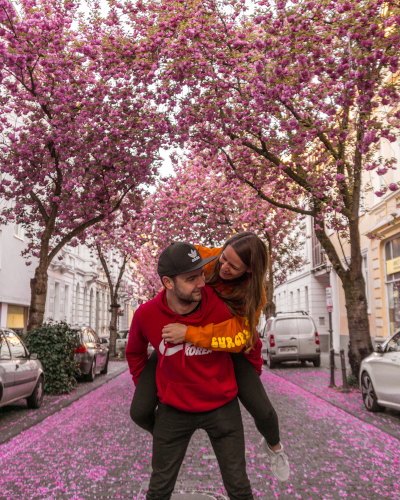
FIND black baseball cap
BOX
[157,242,217,278]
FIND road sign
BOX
[326,286,333,312]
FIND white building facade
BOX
[0,223,136,337]
[273,217,342,352]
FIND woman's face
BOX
[219,245,251,281]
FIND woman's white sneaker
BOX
[261,438,290,482]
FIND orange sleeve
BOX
[194,244,222,275]
[185,289,266,353]
[185,316,250,352]
[186,245,266,352]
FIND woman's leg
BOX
[130,350,159,434]
[230,352,280,446]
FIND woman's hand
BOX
[162,323,188,344]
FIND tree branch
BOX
[221,149,316,216]
[30,191,49,223]
[97,244,115,303]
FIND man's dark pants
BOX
[146,398,254,500]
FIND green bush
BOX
[23,321,81,395]
[347,373,358,388]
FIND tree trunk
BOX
[28,260,49,331]
[109,303,119,358]
[341,273,373,379]
[263,288,276,319]
[314,207,373,378]
[263,232,276,319]
[27,228,53,331]
[343,216,373,379]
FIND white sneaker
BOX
[261,438,290,482]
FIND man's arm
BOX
[125,308,150,385]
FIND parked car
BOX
[0,328,44,409]
[259,311,321,369]
[98,336,110,348]
[72,327,109,381]
[360,330,400,412]
[116,329,129,352]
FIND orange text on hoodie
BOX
[183,245,265,366]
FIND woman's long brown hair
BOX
[206,232,269,351]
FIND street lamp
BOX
[321,248,336,387]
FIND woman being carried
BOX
[131,232,290,482]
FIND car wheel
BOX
[313,358,321,367]
[266,351,276,369]
[100,355,109,375]
[86,358,96,382]
[27,376,44,409]
[361,372,385,412]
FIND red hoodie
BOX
[126,285,242,413]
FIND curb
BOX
[0,364,129,446]
[268,369,400,442]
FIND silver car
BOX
[360,330,400,412]
[260,312,321,369]
[116,329,129,352]
[0,328,44,409]
[73,327,109,381]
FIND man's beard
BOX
[173,284,202,305]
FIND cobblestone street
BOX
[0,367,399,500]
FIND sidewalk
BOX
[268,360,400,440]
[0,360,128,445]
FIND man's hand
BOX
[162,323,187,344]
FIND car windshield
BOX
[387,332,400,352]
[274,318,297,336]
[297,318,313,335]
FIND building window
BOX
[89,289,94,327]
[7,305,25,331]
[14,224,24,240]
[54,282,60,321]
[290,291,293,311]
[64,285,70,322]
[385,237,400,334]
[74,284,80,324]
[361,253,371,314]
[311,224,323,268]
[319,317,325,326]
[305,286,309,313]
[297,289,300,310]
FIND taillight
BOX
[74,345,87,353]
[270,334,275,348]
[315,332,320,345]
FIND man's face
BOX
[165,268,206,304]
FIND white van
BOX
[259,311,321,369]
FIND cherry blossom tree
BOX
[126,0,400,376]
[132,243,162,302]
[0,0,165,330]
[140,154,305,314]
[88,221,137,357]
